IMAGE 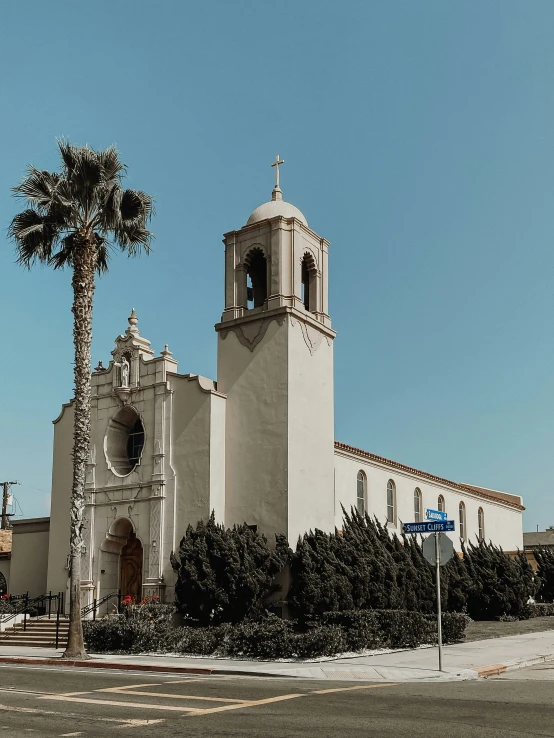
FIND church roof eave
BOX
[334,441,525,511]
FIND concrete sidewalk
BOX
[0,629,553,682]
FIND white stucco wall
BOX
[46,402,74,596]
[287,317,335,544]
[218,319,289,540]
[10,519,50,598]
[170,373,226,547]
[334,447,524,552]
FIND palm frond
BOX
[101,184,123,230]
[120,189,154,223]
[97,145,126,183]
[113,224,153,255]
[95,239,110,274]
[12,168,60,210]
[9,209,60,267]
[49,233,77,270]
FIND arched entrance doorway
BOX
[120,530,143,601]
[99,518,143,602]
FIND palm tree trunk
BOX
[63,237,97,659]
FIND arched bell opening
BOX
[244,247,268,309]
[301,252,317,312]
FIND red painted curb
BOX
[474,663,507,677]
[0,656,213,675]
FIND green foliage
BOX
[528,602,554,617]
[9,140,154,272]
[289,509,470,620]
[84,608,467,658]
[170,513,292,625]
[462,540,535,620]
[0,599,19,615]
[534,547,554,603]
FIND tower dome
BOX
[246,154,308,227]
[246,199,307,227]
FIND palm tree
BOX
[8,141,153,658]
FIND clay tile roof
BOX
[334,441,525,511]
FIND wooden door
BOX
[120,531,143,601]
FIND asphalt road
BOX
[0,663,552,738]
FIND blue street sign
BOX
[425,509,447,522]
[402,521,455,534]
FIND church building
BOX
[37,160,524,605]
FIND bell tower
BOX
[216,157,336,544]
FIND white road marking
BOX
[60,733,83,736]
[96,688,246,703]
[40,695,203,712]
[0,702,164,727]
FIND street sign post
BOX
[425,508,447,522]
[402,520,455,534]
[402,521,456,672]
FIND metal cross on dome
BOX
[271,154,284,189]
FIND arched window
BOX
[301,252,317,312]
[459,501,466,541]
[437,495,445,513]
[356,471,367,515]
[387,480,396,526]
[414,488,422,522]
[478,507,485,541]
[245,248,268,309]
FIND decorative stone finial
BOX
[94,360,105,372]
[161,344,173,358]
[126,308,139,335]
[271,154,284,202]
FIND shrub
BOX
[527,602,554,618]
[170,513,291,625]
[373,610,434,649]
[121,600,175,624]
[436,612,468,643]
[292,625,347,658]
[222,617,295,659]
[0,599,19,615]
[320,610,386,651]
[534,548,554,603]
[173,625,228,656]
[83,606,467,658]
[462,540,534,620]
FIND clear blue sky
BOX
[1,1,553,532]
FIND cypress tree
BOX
[535,547,554,602]
[171,513,291,625]
[462,540,531,620]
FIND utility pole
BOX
[1,482,19,529]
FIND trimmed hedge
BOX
[528,603,554,618]
[83,608,467,659]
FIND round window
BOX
[105,406,145,476]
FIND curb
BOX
[0,656,214,675]
[474,652,554,678]
[0,655,286,679]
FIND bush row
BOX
[83,608,467,659]
[528,602,554,618]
